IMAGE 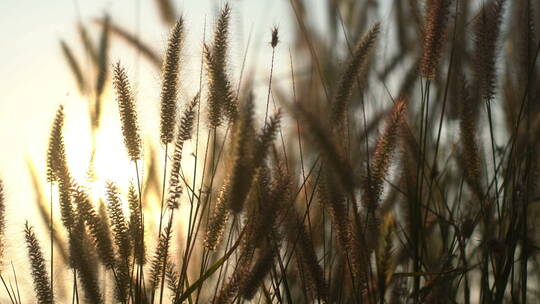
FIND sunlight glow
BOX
[63,95,135,198]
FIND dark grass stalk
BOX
[133,160,146,303]
[264,27,279,127]
[0,273,17,304]
[235,23,253,97]
[212,216,242,304]
[94,18,161,68]
[317,167,357,274]
[475,0,506,226]
[214,219,248,303]
[292,102,354,196]
[175,21,206,300]
[176,127,222,301]
[156,223,174,304]
[155,0,177,26]
[288,0,330,102]
[11,262,22,304]
[72,186,128,301]
[240,242,276,300]
[93,13,110,130]
[285,208,328,302]
[77,23,98,67]
[194,125,236,300]
[166,93,199,211]
[0,182,13,304]
[60,40,86,94]
[178,15,252,293]
[46,106,78,260]
[49,183,53,302]
[175,224,247,304]
[157,143,169,242]
[186,127,216,301]
[272,158,322,302]
[413,77,429,302]
[181,125,233,302]
[71,269,79,304]
[0,180,4,268]
[422,2,461,276]
[226,96,255,213]
[288,49,313,247]
[332,22,380,124]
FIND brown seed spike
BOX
[25,222,53,304]
[213,4,231,71]
[204,182,231,250]
[473,0,506,101]
[271,26,279,48]
[105,181,131,264]
[128,183,145,265]
[227,95,256,213]
[46,106,66,183]
[113,62,142,161]
[419,0,451,80]
[332,23,380,124]
[458,78,484,198]
[364,99,406,211]
[160,18,184,144]
[205,4,237,127]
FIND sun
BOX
[63,95,136,200]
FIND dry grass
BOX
[2,0,540,303]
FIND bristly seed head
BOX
[205,4,237,127]
[204,181,231,250]
[472,0,506,101]
[113,62,142,161]
[25,222,54,304]
[47,105,69,183]
[271,26,279,48]
[160,18,185,144]
[419,0,451,80]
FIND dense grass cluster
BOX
[1,0,540,303]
